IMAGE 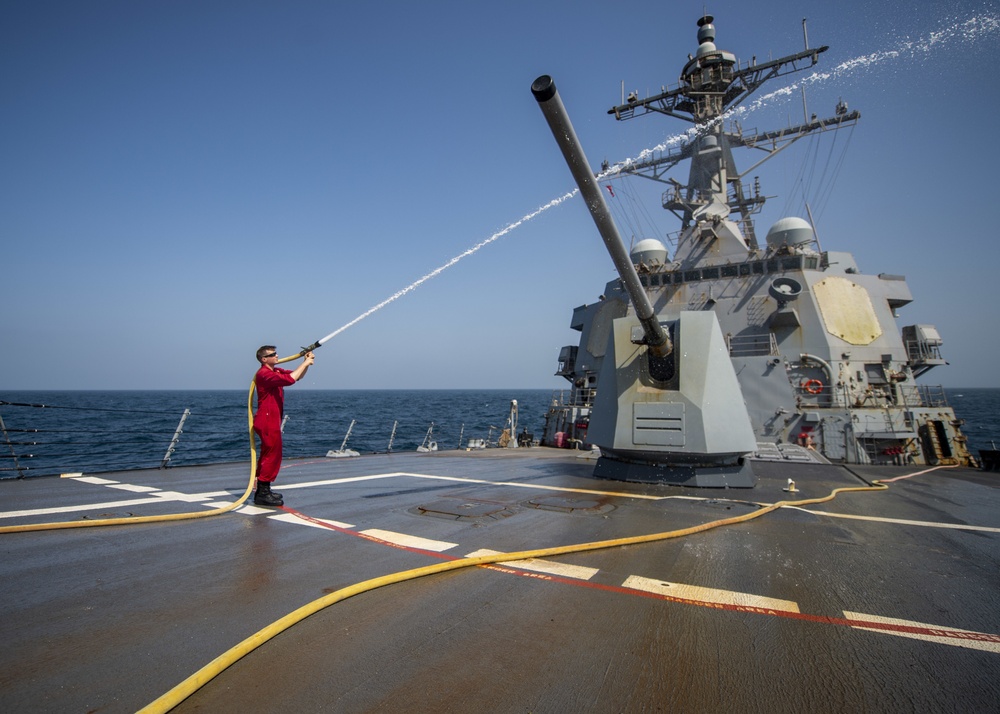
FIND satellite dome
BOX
[696,41,718,59]
[766,217,815,250]
[630,238,669,266]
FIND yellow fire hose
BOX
[137,476,900,713]
[0,351,952,713]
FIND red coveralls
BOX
[253,366,297,483]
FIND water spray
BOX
[285,11,998,362]
[276,191,577,363]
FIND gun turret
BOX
[532,74,756,488]
[531,75,672,360]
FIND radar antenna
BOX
[606,15,860,247]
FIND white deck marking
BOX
[231,504,274,515]
[359,528,458,552]
[196,501,247,510]
[153,490,212,503]
[281,474,406,489]
[465,548,599,580]
[844,611,1000,652]
[275,471,668,501]
[392,472,667,500]
[70,476,119,485]
[623,575,801,613]
[106,483,160,493]
[269,512,354,529]
[786,507,1000,533]
[1,497,169,519]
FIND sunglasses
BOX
[263,353,277,359]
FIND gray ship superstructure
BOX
[540,15,973,475]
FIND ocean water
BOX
[2,388,998,478]
[948,388,1000,455]
[0,389,559,478]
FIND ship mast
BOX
[607,15,860,260]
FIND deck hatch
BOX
[413,498,516,522]
[525,496,615,514]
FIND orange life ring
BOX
[802,379,823,394]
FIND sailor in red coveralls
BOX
[253,345,315,506]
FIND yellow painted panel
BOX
[813,276,882,345]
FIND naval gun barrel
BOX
[531,75,671,357]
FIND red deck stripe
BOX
[279,505,1000,646]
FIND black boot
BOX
[254,480,284,507]
[255,480,282,500]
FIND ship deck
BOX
[2,447,999,713]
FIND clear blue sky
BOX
[3,0,998,390]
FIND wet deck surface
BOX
[2,448,999,713]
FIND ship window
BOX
[684,270,701,282]
[766,260,780,272]
[721,265,738,278]
[651,275,661,286]
[782,256,802,271]
[639,276,648,287]
[805,256,819,270]
[673,272,684,284]
[702,267,720,279]
[739,264,752,276]
[752,262,765,274]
